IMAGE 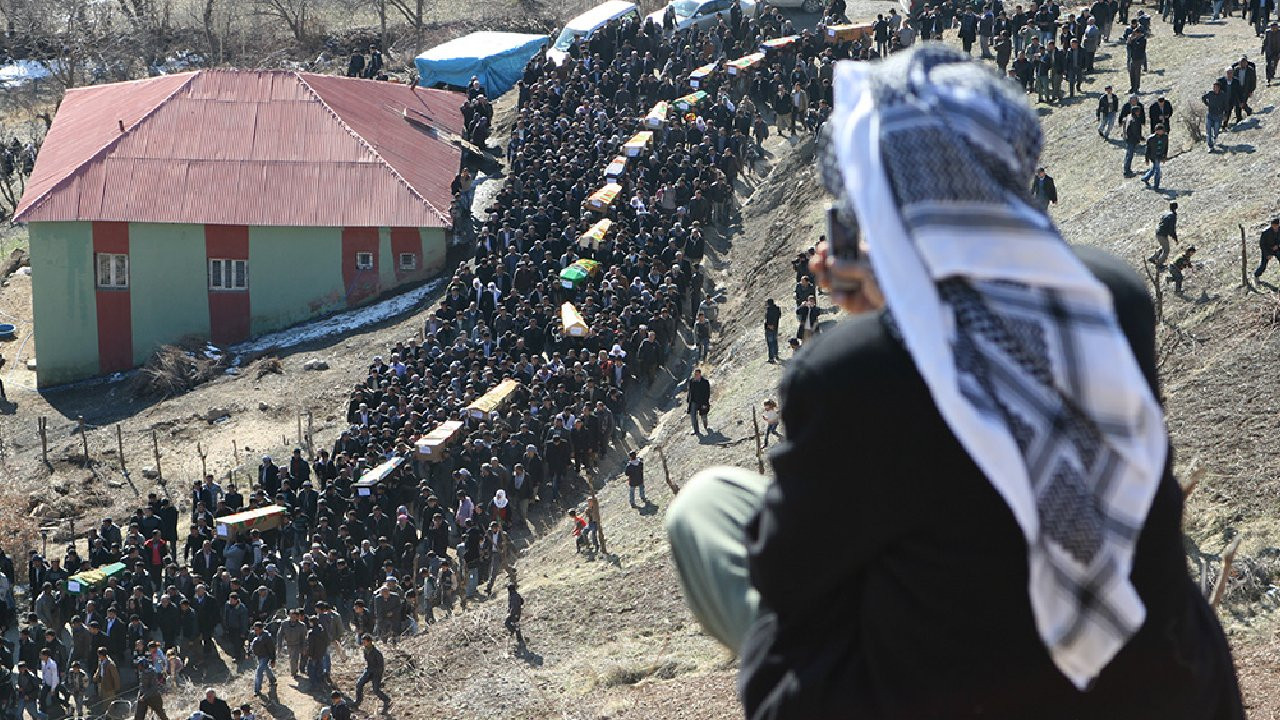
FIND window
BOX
[96,253,129,288]
[209,259,248,290]
[356,252,375,270]
[399,253,417,270]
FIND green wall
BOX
[422,228,446,274]
[378,227,396,290]
[29,222,99,387]
[129,223,211,364]
[247,226,344,336]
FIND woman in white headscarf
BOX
[666,45,1242,720]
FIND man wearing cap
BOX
[1255,218,1280,280]
[249,585,276,625]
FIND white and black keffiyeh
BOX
[823,45,1167,688]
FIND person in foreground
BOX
[666,45,1243,720]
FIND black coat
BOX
[740,247,1243,720]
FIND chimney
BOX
[117,119,125,132]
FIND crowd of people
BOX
[4,0,1277,714]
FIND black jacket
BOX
[1261,227,1280,257]
[1096,92,1119,118]
[1030,174,1058,204]
[687,376,711,409]
[740,247,1243,720]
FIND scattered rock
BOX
[141,466,159,479]
[51,480,70,495]
[303,359,330,371]
[107,479,124,489]
[258,402,270,411]
[25,357,36,370]
[204,406,231,422]
[29,503,48,518]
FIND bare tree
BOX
[387,0,431,54]
[255,0,309,44]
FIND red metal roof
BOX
[13,70,465,228]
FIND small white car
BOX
[644,0,760,32]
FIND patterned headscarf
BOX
[823,45,1167,688]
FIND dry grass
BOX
[129,337,228,399]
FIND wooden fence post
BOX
[307,411,315,459]
[77,416,91,469]
[1240,224,1249,289]
[657,448,679,496]
[197,442,208,479]
[1210,536,1243,609]
[751,406,764,475]
[296,411,303,449]
[38,416,48,466]
[116,424,126,473]
[151,428,162,484]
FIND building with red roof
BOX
[14,69,464,386]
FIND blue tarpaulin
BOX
[415,32,548,98]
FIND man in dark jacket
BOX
[1254,217,1280,280]
[686,368,711,435]
[250,622,277,695]
[354,635,391,711]
[1202,80,1230,151]
[1149,95,1173,134]
[1030,167,1058,207]
[1141,123,1169,190]
[764,299,782,362]
[1096,85,1119,137]
[1265,21,1280,84]
[1120,94,1146,174]
[1153,201,1179,265]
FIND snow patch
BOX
[230,278,445,355]
[0,60,51,87]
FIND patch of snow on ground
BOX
[0,60,51,87]
[230,278,444,355]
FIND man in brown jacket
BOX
[93,647,121,704]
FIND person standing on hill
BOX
[1254,217,1280,280]
[1141,124,1169,190]
[1201,79,1230,152]
[764,299,782,363]
[1149,95,1174,135]
[1030,167,1058,207]
[353,635,390,713]
[346,50,365,78]
[1121,95,1146,175]
[1152,202,1179,266]
[686,368,711,436]
[1126,25,1147,93]
[1097,85,1120,138]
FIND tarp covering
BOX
[415,32,548,98]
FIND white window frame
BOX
[96,253,129,288]
[398,252,417,271]
[208,258,248,291]
[355,252,375,270]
